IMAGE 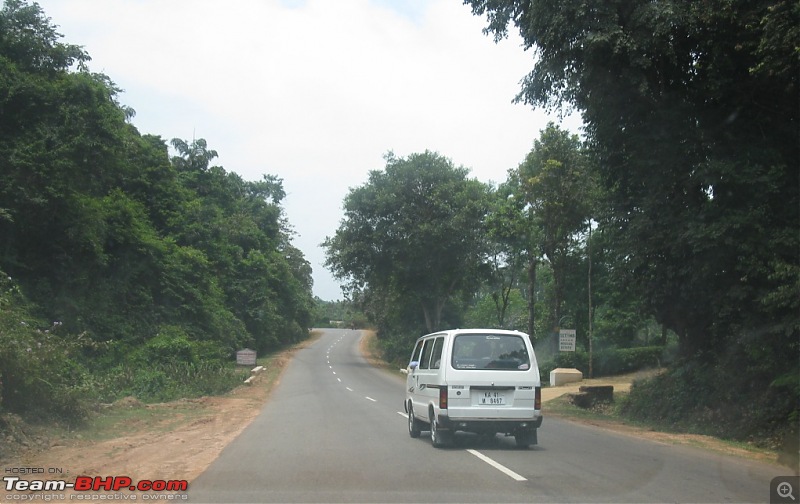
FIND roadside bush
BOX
[98,361,248,403]
[131,368,171,402]
[163,361,248,397]
[130,326,198,366]
[0,273,271,425]
[0,274,97,425]
[377,330,414,368]
[621,352,799,463]
[112,325,246,401]
[594,347,667,375]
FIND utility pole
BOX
[588,220,594,379]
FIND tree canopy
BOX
[0,0,315,420]
[466,0,798,451]
[516,123,594,332]
[1,0,795,452]
[323,151,490,354]
[466,0,798,353]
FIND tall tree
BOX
[0,0,88,74]
[485,172,542,336]
[516,124,593,333]
[0,0,318,420]
[324,151,490,333]
[467,0,799,447]
[0,0,142,339]
[483,182,526,329]
[167,138,312,352]
[466,0,799,357]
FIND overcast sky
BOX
[34,0,581,301]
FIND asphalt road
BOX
[188,328,787,503]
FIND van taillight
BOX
[535,386,541,410]
[439,387,448,409]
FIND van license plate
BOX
[478,391,506,405]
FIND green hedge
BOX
[539,346,666,383]
[621,358,799,460]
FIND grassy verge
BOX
[0,333,321,461]
[545,390,784,466]
[359,329,398,372]
[80,336,317,441]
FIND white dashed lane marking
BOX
[467,449,527,482]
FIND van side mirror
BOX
[409,361,419,370]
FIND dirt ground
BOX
[0,350,294,499]
[0,331,788,499]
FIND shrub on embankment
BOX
[620,356,799,465]
[0,275,249,426]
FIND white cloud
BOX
[35,0,581,300]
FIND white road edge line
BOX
[365,397,377,402]
[397,412,408,417]
[467,449,527,482]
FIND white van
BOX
[403,329,542,448]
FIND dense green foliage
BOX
[466,0,798,355]
[0,275,96,422]
[465,0,798,450]
[622,360,797,451]
[2,0,794,454]
[323,151,491,361]
[312,298,369,329]
[516,124,594,332]
[0,0,314,422]
[323,0,797,451]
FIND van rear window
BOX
[451,334,530,371]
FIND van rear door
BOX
[446,332,539,420]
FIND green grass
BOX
[60,344,303,443]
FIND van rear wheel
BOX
[408,404,421,438]
[515,429,536,449]
[429,410,451,448]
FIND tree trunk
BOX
[553,254,565,332]
[526,258,537,338]
[422,298,446,333]
[422,304,433,333]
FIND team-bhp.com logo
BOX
[4,475,188,493]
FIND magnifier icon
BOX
[778,482,796,501]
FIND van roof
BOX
[417,328,528,339]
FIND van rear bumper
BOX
[437,413,543,434]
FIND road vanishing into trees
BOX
[188,328,784,503]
